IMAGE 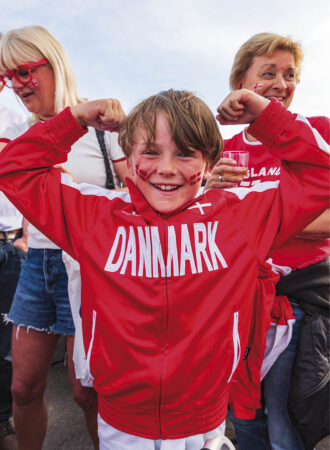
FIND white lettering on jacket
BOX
[249,166,281,178]
[104,222,227,277]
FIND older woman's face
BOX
[11,62,56,120]
[239,50,297,109]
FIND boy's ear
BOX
[127,157,135,177]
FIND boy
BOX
[0,88,328,449]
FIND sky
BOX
[1,0,329,139]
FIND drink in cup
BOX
[222,150,249,179]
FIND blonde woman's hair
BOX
[0,25,83,121]
[230,32,304,90]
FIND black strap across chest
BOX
[95,129,115,190]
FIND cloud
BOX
[1,0,329,127]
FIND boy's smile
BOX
[128,113,210,214]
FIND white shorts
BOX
[98,414,226,450]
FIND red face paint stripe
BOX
[190,176,202,185]
[253,82,263,92]
[135,164,149,181]
[189,172,202,185]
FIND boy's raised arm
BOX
[215,90,330,261]
[216,89,270,125]
[0,99,127,260]
[71,98,126,132]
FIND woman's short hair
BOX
[230,32,304,90]
[119,89,223,169]
[0,25,83,120]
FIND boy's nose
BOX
[158,155,176,175]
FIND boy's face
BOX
[128,113,210,214]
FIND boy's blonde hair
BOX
[0,25,83,121]
[230,32,304,90]
[119,89,223,168]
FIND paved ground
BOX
[43,340,93,450]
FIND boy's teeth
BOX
[155,184,178,191]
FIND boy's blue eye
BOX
[177,149,195,158]
[143,149,158,155]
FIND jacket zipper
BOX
[159,220,169,437]
[227,311,241,383]
[86,310,97,381]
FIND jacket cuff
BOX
[44,107,88,151]
[247,99,296,147]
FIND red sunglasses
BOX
[0,58,49,88]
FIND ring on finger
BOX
[219,175,222,182]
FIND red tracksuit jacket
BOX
[0,100,328,438]
[225,115,330,418]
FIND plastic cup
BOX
[222,151,249,179]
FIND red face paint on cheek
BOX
[135,163,149,181]
[188,171,202,185]
[253,82,263,92]
[134,158,157,182]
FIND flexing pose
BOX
[0,89,328,449]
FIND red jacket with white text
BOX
[224,115,330,269]
[225,115,330,418]
[0,100,328,438]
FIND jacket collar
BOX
[125,178,205,222]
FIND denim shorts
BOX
[8,248,75,336]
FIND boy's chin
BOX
[151,199,183,214]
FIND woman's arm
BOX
[113,159,129,186]
[13,217,29,253]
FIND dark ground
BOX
[43,338,93,450]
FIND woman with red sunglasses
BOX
[0,25,128,450]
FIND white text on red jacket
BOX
[104,221,228,277]
[248,166,281,178]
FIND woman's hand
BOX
[204,157,246,189]
[13,236,28,253]
[71,99,126,132]
[55,165,77,182]
[216,89,270,125]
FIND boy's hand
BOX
[71,99,126,132]
[204,157,245,189]
[216,89,270,125]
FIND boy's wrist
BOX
[247,99,294,146]
[71,104,88,129]
[44,107,88,149]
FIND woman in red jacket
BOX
[206,32,329,450]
